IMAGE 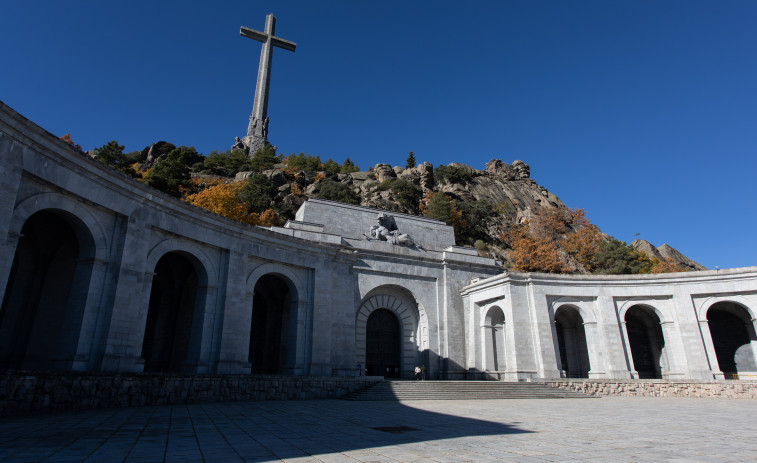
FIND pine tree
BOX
[405,151,417,169]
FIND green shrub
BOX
[316,179,360,204]
[434,164,474,184]
[238,173,278,213]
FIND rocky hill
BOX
[631,239,706,271]
[230,158,703,272]
[113,140,703,273]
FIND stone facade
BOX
[1,100,756,392]
[461,270,757,381]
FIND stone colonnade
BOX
[462,271,757,381]
[1,101,756,382]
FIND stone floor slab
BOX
[0,398,755,462]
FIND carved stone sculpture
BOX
[367,213,414,246]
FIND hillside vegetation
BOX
[63,134,702,275]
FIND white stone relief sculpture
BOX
[367,213,414,246]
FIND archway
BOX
[0,210,95,370]
[707,302,757,379]
[142,252,204,373]
[249,274,297,375]
[366,308,401,378]
[554,306,590,378]
[483,306,506,374]
[625,305,665,379]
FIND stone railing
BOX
[0,371,381,417]
[542,379,757,399]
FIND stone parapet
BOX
[0,372,381,417]
[543,379,757,399]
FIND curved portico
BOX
[462,269,757,381]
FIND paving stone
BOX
[0,398,756,462]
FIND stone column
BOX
[0,135,24,305]
[50,256,110,371]
[596,296,633,379]
[215,246,252,374]
[98,211,152,372]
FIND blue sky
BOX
[2,1,756,270]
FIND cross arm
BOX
[271,37,296,52]
[240,26,297,52]
[240,26,268,43]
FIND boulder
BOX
[416,162,434,191]
[511,160,530,180]
[373,163,396,183]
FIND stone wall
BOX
[0,372,381,417]
[543,380,757,399]
[295,198,456,251]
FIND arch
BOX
[355,285,428,379]
[249,273,298,374]
[549,297,598,325]
[624,304,667,379]
[146,239,218,289]
[246,263,310,376]
[141,250,208,373]
[9,192,109,262]
[482,306,506,374]
[365,308,401,378]
[706,301,757,379]
[617,299,670,325]
[697,295,756,322]
[246,262,308,302]
[0,209,97,370]
[553,305,591,378]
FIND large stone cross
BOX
[240,13,296,154]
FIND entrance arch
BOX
[249,274,298,375]
[625,305,666,379]
[483,306,506,374]
[366,308,401,378]
[142,251,206,373]
[707,302,757,379]
[355,286,427,379]
[554,306,590,378]
[0,210,95,370]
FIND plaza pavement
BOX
[0,397,754,462]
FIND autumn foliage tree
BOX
[184,181,280,226]
[59,133,82,151]
[501,220,569,273]
[500,207,599,274]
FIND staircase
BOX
[341,380,596,400]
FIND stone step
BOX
[341,380,596,401]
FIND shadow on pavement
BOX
[0,399,531,461]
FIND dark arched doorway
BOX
[707,302,757,379]
[484,307,506,373]
[366,308,400,378]
[625,305,665,379]
[249,274,296,375]
[142,252,204,373]
[0,210,95,370]
[554,306,590,378]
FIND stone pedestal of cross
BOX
[238,13,296,155]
